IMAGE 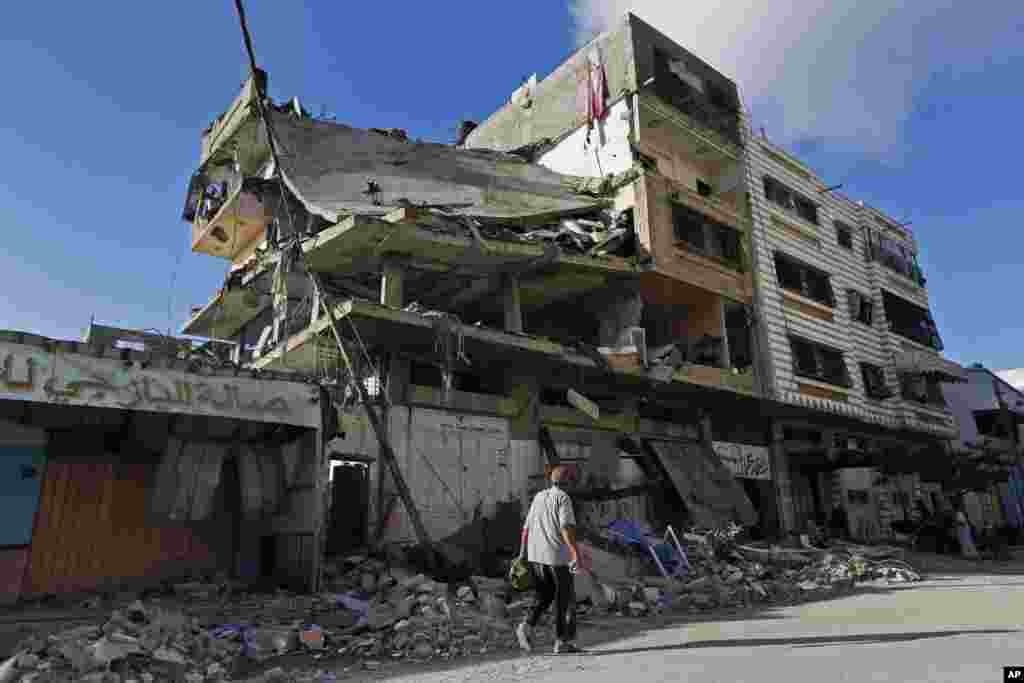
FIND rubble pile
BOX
[0,559,528,682]
[574,529,924,618]
[0,542,923,681]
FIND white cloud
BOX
[997,369,1024,392]
[569,1,1019,161]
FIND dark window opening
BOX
[641,302,683,350]
[672,203,743,270]
[789,336,851,387]
[882,291,943,351]
[697,179,713,197]
[782,427,823,443]
[763,176,819,225]
[724,302,753,372]
[836,222,854,249]
[860,362,892,400]
[540,388,573,408]
[847,290,874,326]
[900,372,946,407]
[974,411,1011,439]
[774,253,835,306]
[410,362,507,396]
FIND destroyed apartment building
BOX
[178,63,769,570]
[173,12,983,578]
[464,13,978,541]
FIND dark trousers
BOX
[527,563,576,642]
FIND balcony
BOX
[883,292,943,352]
[188,183,270,260]
[866,233,927,289]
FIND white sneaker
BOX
[554,640,584,654]
[516,622,533,653]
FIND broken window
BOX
[860,362,892,400]
[774,253,835,306]
[672,203,743,269]
[653,49,742,146]
[836,222,854,250]
[641,303,683,349]
[410,362,507,396]
[724,302,753,371]
[900,372,946,407]
[882,291,943,350]
[973,411,1011,439]
[847,290,874,326]
[789,336,851,387]
[763,176,819,225]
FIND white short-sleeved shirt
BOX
[525,486,576,566]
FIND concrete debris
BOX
[0,544,922,680]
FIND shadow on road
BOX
[887,581,1024,591]
[585,628,1019,655]
[356,586,912,681]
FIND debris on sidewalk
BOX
[0,533,923,680]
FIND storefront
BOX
[0,335,323,603]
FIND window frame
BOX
[847,289,875,326]
[789,335,852,388]
[671,201,744,270]
[882,290,943,351]
[836,222,854,250]
[899,372,947,408]
[774,252,835,307]
[763,176,819,225]
[859,362,891,400]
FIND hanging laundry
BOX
[576,62,592,128]
[588,54,608,122]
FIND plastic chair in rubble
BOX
[604,519,691,579]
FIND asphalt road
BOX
[372,573,1024,683]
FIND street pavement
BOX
[370,573,1024,683]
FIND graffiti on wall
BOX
[712,442,772,480]
[0,343,318,427]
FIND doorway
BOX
[328,460,370,556]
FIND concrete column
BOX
[380,257,405,308]
[502,274,523,334]
[508,377,540,441]
[771,420,796,537]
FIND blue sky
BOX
[1,2,1021,370]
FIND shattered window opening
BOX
[836,222,854,250]
[763,176,819,225]
[774,253,835,307]
[410,362,508,397]
[899,372,946,407]
[860,362,892,400]
[672,202,743,270]
[882,291,943,351]
[789,335,851,388]
[973,411,1011,439]
[653,49,742,147]
[847,289,874,326]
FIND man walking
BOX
[515,464,583,655]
